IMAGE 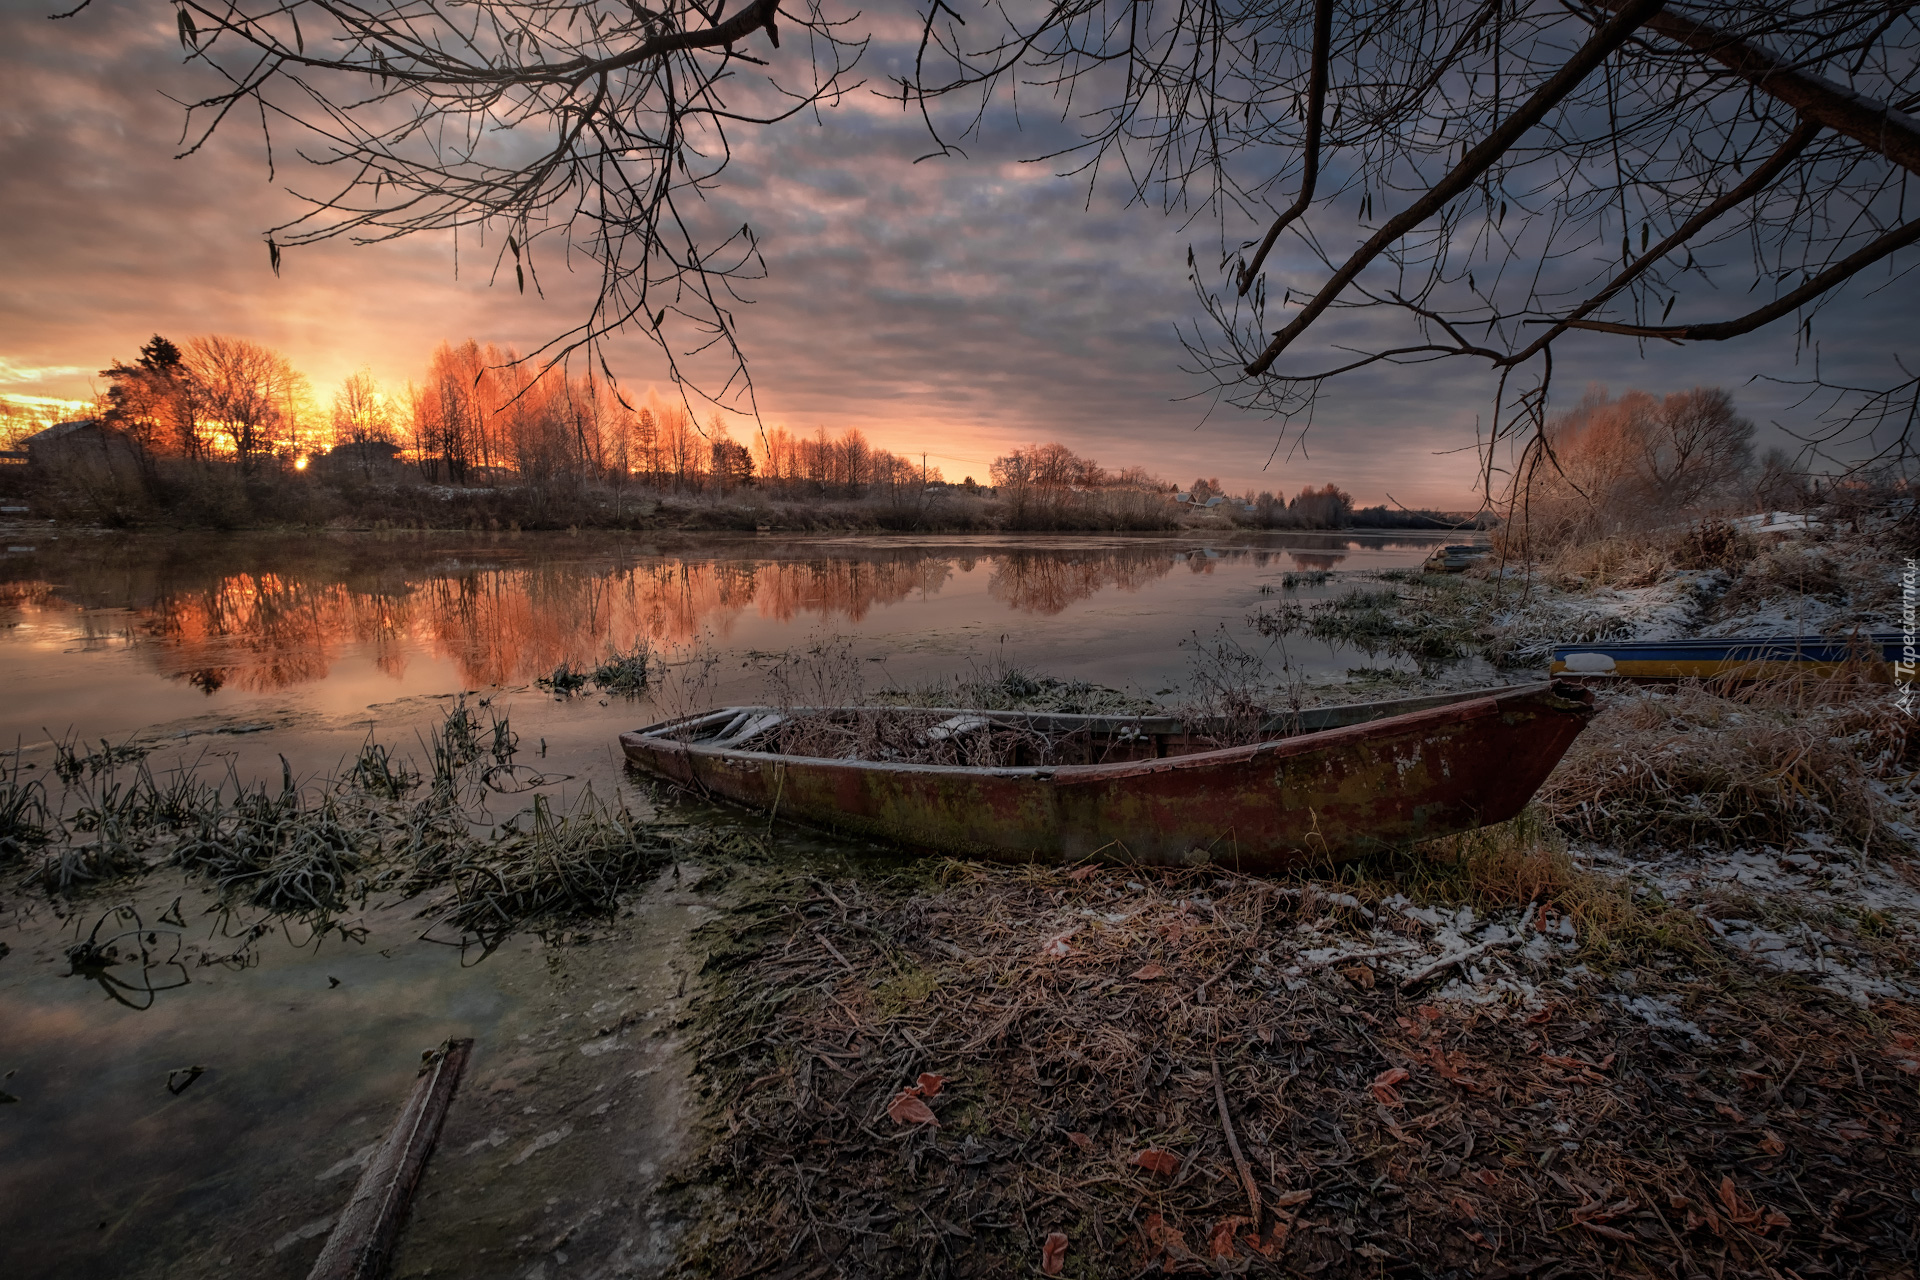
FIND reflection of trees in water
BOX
[3,543,961,691]
[1288,552,1348,571]
[988,547,1201,614]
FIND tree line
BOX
[64,333,1402,528]
[88,333,960,499]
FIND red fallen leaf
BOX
[1759,1130,1787,1156]
[1473,1169,1501,1188]
[1067,1131,1092,1150]
[1270,1188,1312,1208]
[1067,865,1099,881]
[1141,1212,1191,1259]
[1762,1208,1791,1231]
[1835,1118,1873,1142]
[887,1091,938,1126]
[1207,1216,1249,1259]
[1040,1231,1068,1275]
[1242,1219,1291,1258]
[1129,963,1166,981]
[1449,1196,1479,1222]
[1524,1005,1555,1024]
[1131,1148,1181,1177]
[915,1072,946,1098]
[1714,1102,1746,1123]
[1370,1066,1411,1105]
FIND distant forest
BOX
[0,334,1478,533]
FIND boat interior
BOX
[636,684,1540,768]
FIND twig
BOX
[813,928,857,975]
[1293,944,1419,974]
[1212,1048,1262,1233]
[1400,904,1538,991]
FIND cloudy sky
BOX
[2,0,1911,506]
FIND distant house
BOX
[317,439,407,480]
[20,419,143,482]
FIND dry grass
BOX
[1537,677,1915,854]
[680,859,1920,1279]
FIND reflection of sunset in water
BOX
[0,534,1449,700]
[0,539,1247,692]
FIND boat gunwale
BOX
[619,681,1583,783]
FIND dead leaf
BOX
[1142,1211,1191,1261]
[887,1092,938,1126]
[1835,1118,1872,1142]
[1041,1231,1068,1275]
[1129,963,1166,981]
[1042,931,1074,958]
[1243,1219,1291,1257]
[1270,1188,1312,1208]
[1714,1102,1746,1123]
[1067,865,1099,881]
[1067,1131,1092,1150]
[1338,963,1376,989]
[1759,1130,1786,1156]
[1132,1148,1181,1178]
[1208,1216,1249,1259]
[915,1072,946,1098]
[1473,1169,1501,1188]
[1370,1066,1411,1106]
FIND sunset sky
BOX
[2,0,1911,506]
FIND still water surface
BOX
[0,529,1465,1277]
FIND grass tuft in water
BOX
[591,642,654,696]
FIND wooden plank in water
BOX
[307,1037,474,1280]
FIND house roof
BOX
[20,419,102,447]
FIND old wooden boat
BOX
[1550,633,1899,681]
[619,681,1595,870]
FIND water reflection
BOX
[0,532,1445,695]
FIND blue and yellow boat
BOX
[1549,633,1903,681]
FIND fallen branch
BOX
[1212,1049,1262,1233]
[1400,904,1538,991]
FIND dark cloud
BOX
[2,0,1911,504]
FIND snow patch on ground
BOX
[1578,841,1920,1008]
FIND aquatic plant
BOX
[0,752,50,866]
[49,733,148,785]
[591,642,653,696]
[349,734,420,799]
[536,662,591,695]
[435,786,672,945]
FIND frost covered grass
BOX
[1538,677,1914,854]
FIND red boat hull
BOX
[619,682,1594,870]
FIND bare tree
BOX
[901,1,1918,482]
[183,335,305,468]
[59,0,866,417]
